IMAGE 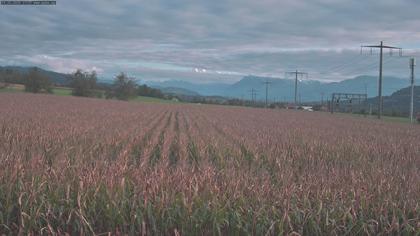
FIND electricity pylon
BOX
[361,41,402,119]
[286,70,308,110]
[262,80,272,108]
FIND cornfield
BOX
[0,93,419,235]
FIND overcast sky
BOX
[1,0,420,83]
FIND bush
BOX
[137,84,164,98]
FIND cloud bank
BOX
[1,0,420,83]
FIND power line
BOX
[318,51,396,78]
[344,54,401,74]
[326,53,372,73]
[315,53,375,75]
[341,57,395,76]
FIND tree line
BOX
[0,67,165,101]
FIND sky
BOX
[1,0,420,84]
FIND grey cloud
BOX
[1,0,420,83]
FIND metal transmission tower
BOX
[361,41,402,119]
[248,88,258,104]
[285,70,308,109]
[330,93,368,114]
[262,80,272,108]
[409,58,416,123]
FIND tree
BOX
[137,84,164,98]
[70,69,100,97]
[107,73,137,100]
[24,67,52,93]
[0,68,23,85]
[0,68,5,88]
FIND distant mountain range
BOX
[1,66,417,102]
[147,80,229,97]
[155,86,200,96]
[147,75,416,102]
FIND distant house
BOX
[285,104,313,111]
[301,106,314,112]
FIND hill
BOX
[0,66,71,85]
[367,86,420,116]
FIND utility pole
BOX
[410,58,416,123]
[321,92,325,106]
[286,70,308,110]
[364,83,368,96]
[253,90,258,105]
[361,41,402,119]
[364,83,368,117]
[262,80,271,108]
